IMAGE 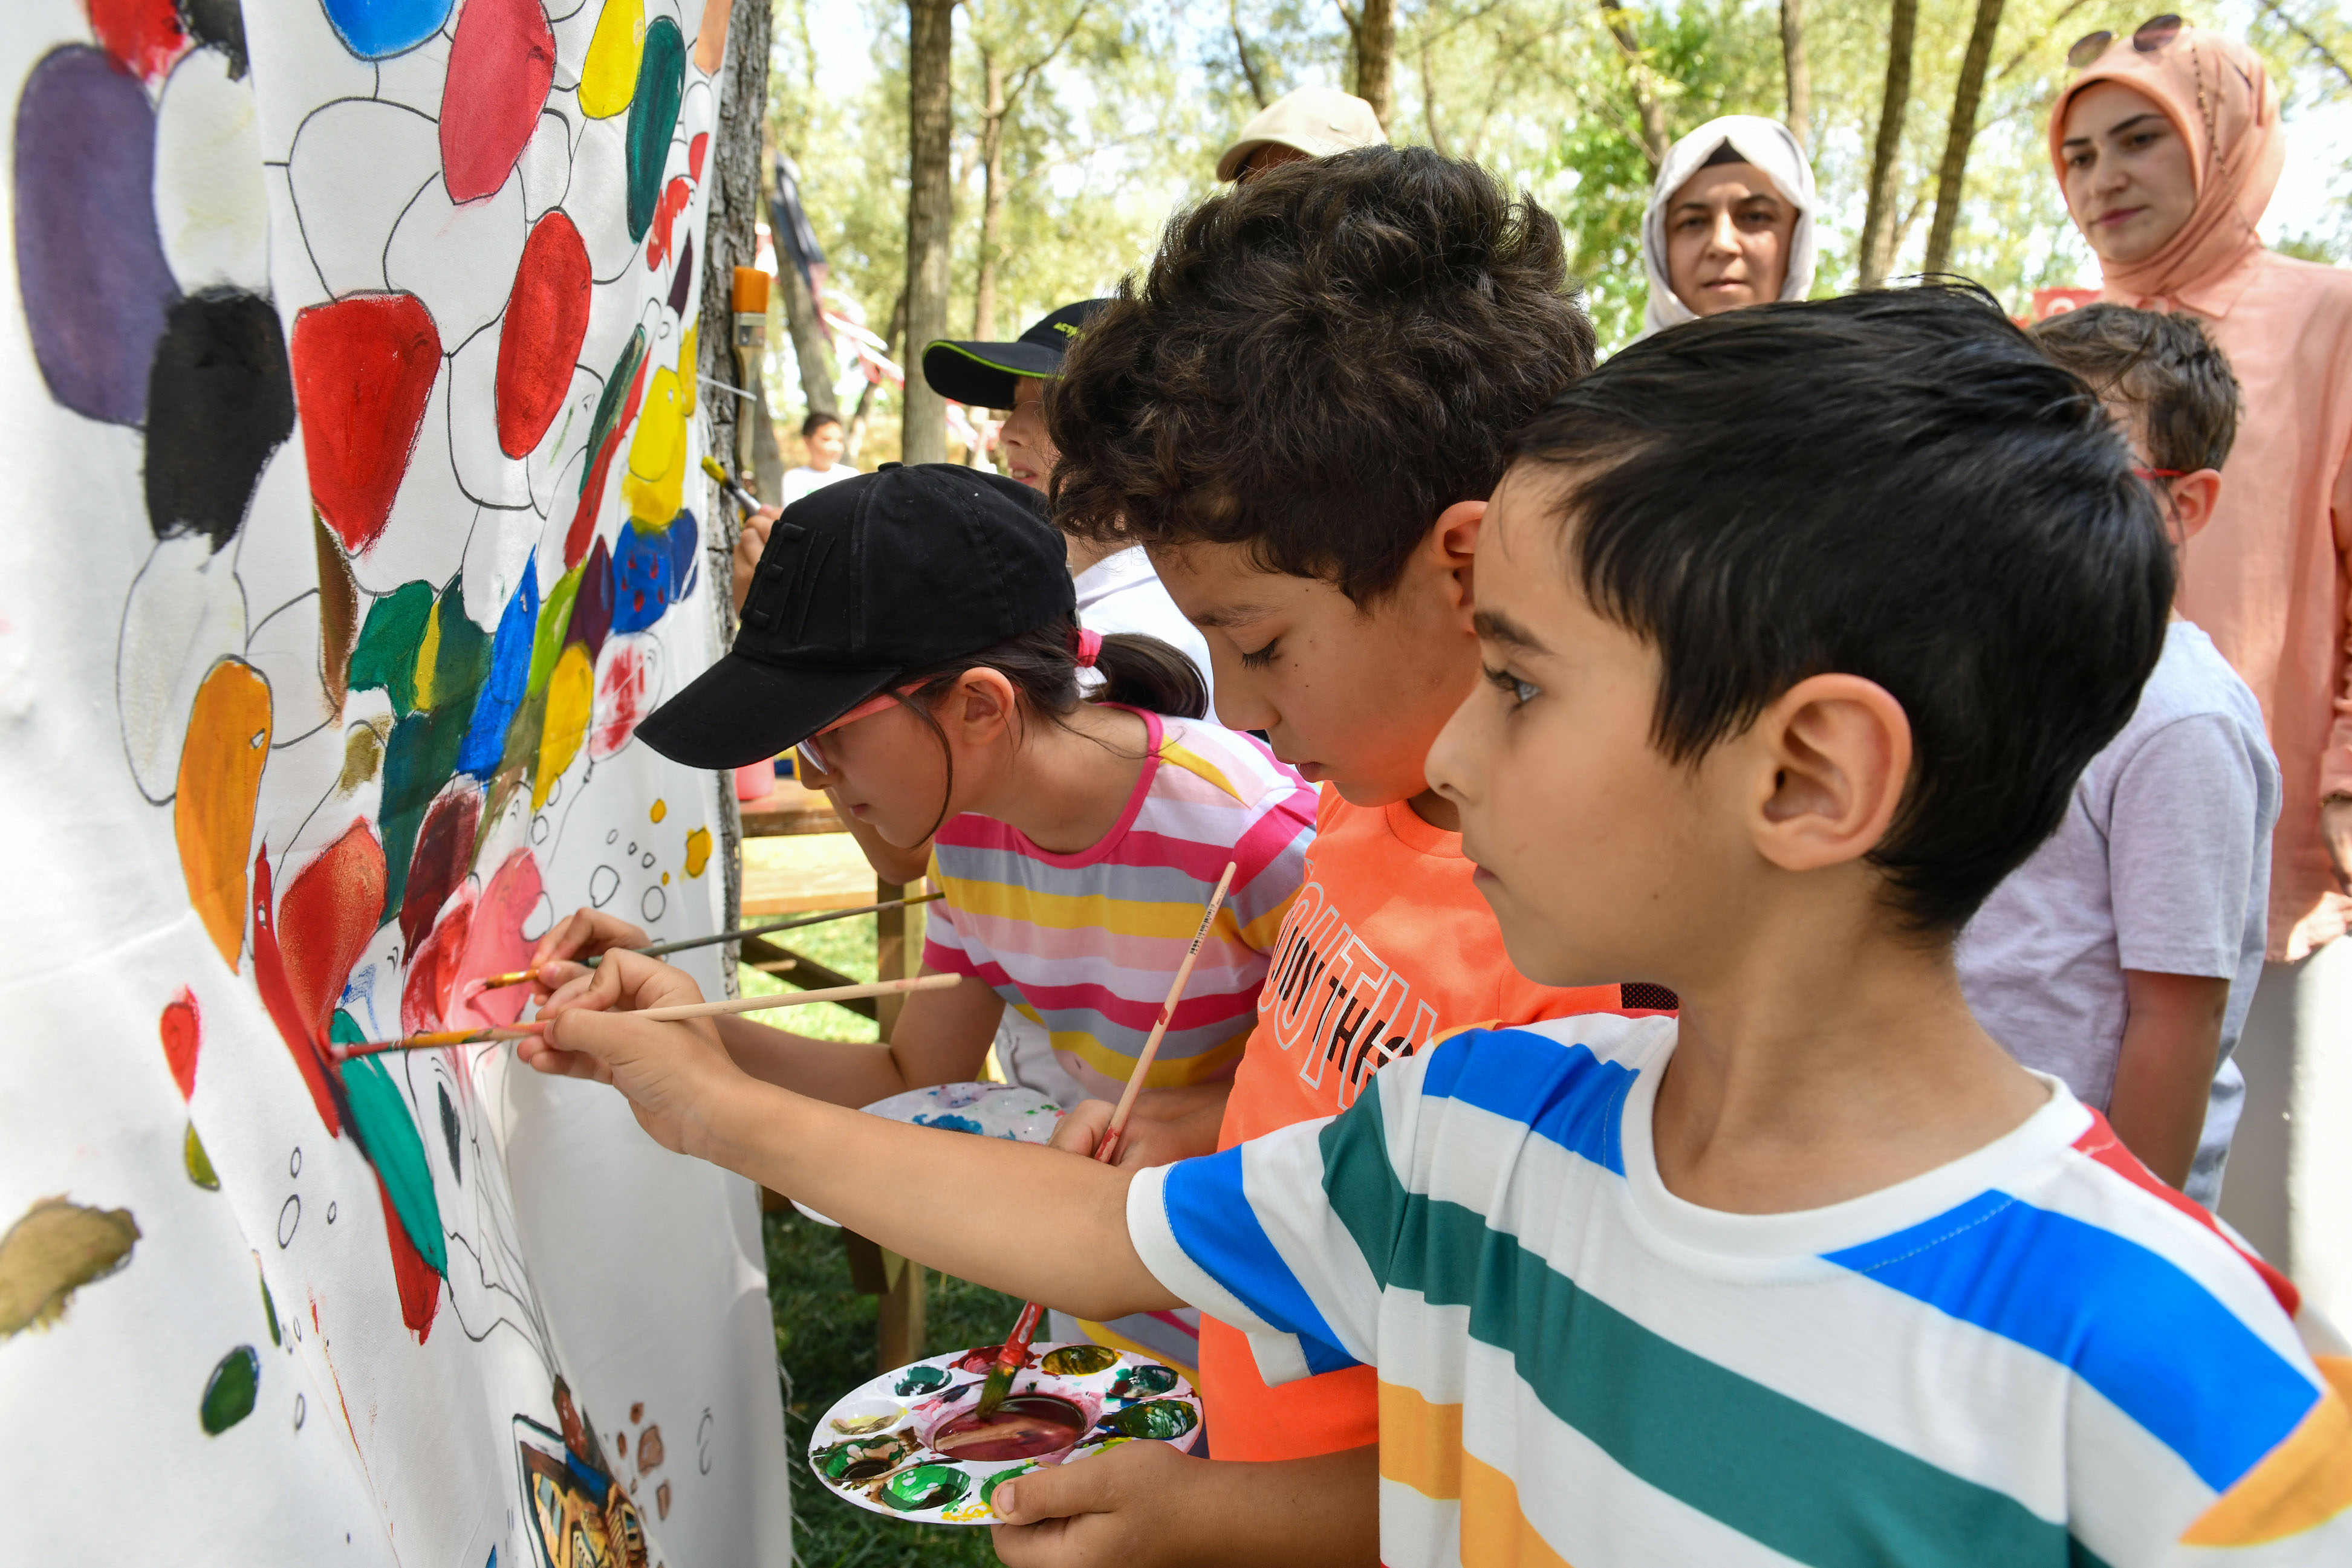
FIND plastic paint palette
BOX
[793,1083,1064,1227]
[808,1343,1202,1525]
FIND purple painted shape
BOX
[566,533,614,661]
[666,232,694,315]
[13,47,180,424]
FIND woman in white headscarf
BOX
[1637,115,1818,338]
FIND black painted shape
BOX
[178,0,250,79]
[438,1083,461,1183]
[145,288,294,551]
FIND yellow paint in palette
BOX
[533,643,594,811]
[579,0,646,118]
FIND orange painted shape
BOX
[175,659,272,968]
[2182,1359,2352,1545]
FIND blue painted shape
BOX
[319,0,455,60]
[665,509,700,600]
[1161,1147,1361,1376]
[912,1113,984,1135]
[1417,1030,1635,1175]
[456,568,539,775]
[608,519,674,633]
[1825,1192,2318,1491]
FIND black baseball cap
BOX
[634,464,1074,769]
[920,299,1111,409]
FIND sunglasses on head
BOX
[2069,13,2185,69]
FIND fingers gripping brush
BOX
[970,863,1238,1419]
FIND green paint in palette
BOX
[879,1463,970,1513]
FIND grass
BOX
[766,1205,1022,1566]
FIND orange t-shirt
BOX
[1201,789,1668,1460]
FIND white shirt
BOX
[780,463,858,507]
[1071,545,1215,710]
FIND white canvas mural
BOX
[0,0,789,1560]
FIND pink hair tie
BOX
[1072,627,1104,667]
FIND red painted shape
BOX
[159,988,201,1100]
[688,132,709,183]
[401,883,476,1035]
[88,0,190,83]
[645,178,692,271]
[439,0,556,204]
[589,639,655,760]
[252,850,344,1137]
[399,788,482,954]
[449,849,542,1029]
[562,355,650,567]
[375,1174,441,1341]
[291,294,442,554]
[277,821,388,1038]
[495,213,592,457]
[2072,1115,2302,1318]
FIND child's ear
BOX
[1426,499,1487,611]
[2166,468,2222,544]
[947,668,1021,745]
[1747,673,1912,873]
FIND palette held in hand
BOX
[809,1342,1201,1524]
[793,1081,1064,1227]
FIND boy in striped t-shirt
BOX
[533,287,2350,1563]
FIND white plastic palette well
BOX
[807,1343,1202,1524]
[794,1081,1064,1228]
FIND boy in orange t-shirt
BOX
[1018,147,1666,1561]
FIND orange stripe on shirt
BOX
[2181,1355,2352,1545]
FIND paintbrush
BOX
[333,973,964,1060]
[700,454,761,513]
[470,892,946,990]
[970,863,1238,1420]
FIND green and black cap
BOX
[919,299,1110,410]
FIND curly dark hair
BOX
[2030,303,2240,476]
[1045,146,1596,602]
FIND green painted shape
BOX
[1313,1097,2071,1568]
[624,18,686,242]
[579,329,648,496]
[377,706,475,914]
[427,574,493,721]
[183,1122,219,1190]
[1103,1399,1195,1440]
[527,565,582,698]
[879,1462,969,1513]
[258,1257,280,1348]
[200,1344,259,1434]
[337,1053,447,1277]
[347,581,435,715]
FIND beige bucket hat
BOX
[1214,86,1387,181]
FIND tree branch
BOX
[1231,0,1268,108]
[2253,0,2352,89]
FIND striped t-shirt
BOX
[922,710,1316,1100]
[1132,1015,2352,1565]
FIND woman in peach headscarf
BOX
[2051,20,2352,1311]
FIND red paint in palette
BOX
[932,1395,1086,1463]
[439,0,555,204]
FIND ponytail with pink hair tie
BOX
[1071,627,1104,667]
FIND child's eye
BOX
[1239,637,1280,670]
[1483,665,1539,708]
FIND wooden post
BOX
[877,1252,927,1374]
[875,878,909,1037]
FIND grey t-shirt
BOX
[1957,621,2279,1207]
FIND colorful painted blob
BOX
[175,659,271,968]
[932,1395,1085,1463]
[878,1464,970,1514]
[1039,1344,1119,1377]
[438,0,554,204]
[1103,1400,1198,1441]
[199,1344,259,1433]
[319,0,454,60]
[623,19,685,242]
[290,292,441,555]
[144,289,295,552]
[0,1197,140,1338]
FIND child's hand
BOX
[521,950,744,1157]
[1048,1087,1227,1170]
[526,909,651,1000]
[989,1437,1206,1566]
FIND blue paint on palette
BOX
[320,0,455,60]
[609,520,674,634]
[456,569,539,775]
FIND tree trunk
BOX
[1597,2,1671,172]
[1230,0,1267,109]
[1420,31,1449,157]
[1780,0,1811,153]
[973,50,1006,342]
[766,151,839,423]
[901,0,955,466]
[693,0,765,979]
[1922,0,2006,274]
[1343,0,1395,129]
[1857,0,1917,288]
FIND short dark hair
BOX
[1509,285,2174,934]
[802,411,842,439]
[1047,146,1597,601]
[2030,303,2240,475]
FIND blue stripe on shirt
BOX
[1825,1191,2316,1491]
[1418,1029,1635,1176]
[1161,1145,1362,1375]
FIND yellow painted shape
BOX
[2183,1359,2352,1544]
[533,643,594,811]
[1378,1381,1464,1500]
[650,797,668,822]
[678,320,698,415]
[622,367,687,523]
[684,824,712,877]
[578,0,646,118]
[175,659,272,968]
[661,870,670,884]
[413,594,443,711]
[0,1197,141,1337]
